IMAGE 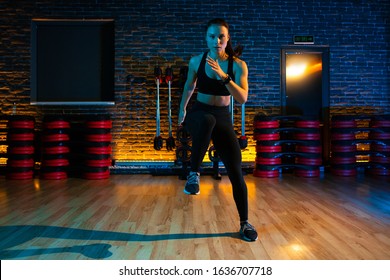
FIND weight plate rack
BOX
[253,114,322,178]
[330,114,390,176]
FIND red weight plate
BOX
[331,157,356,165]
[86,120,112,129]
[371,143,390,152]
[295,169,320,177]
[331,145,356,153]
[41,158,70,167]
[370,120,390,128]
[253,169,279,178]
[7,159,34,168]
[256,157,282,165]
[85,159,112,167]
[85,134,112,142]
[331,133,356,141]
[294,133,321,140]
[296,157,322,166]
[295,120,320,128]
[254,133,280,141]
[43,146,70,154]
[82,169,110,180]
[43,121,70,129]
[370,132,390,140]
[367,168,390,176]
[7,146,35,154]
[296,145,322,153]
[332,120,357,128]
[40,171,68,180]
[256,145,282,153]
[370,156,390,164]
[42,134,70,142]
[6,170,34,180]
[8,133,34,141]
[331,168,357,176]
[254,120,279,129]
[8,120,35,129]
[85,146,112,154]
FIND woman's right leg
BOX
[184,110,216,172]
[182,109,216,195]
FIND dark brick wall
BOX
[1,0,389,162]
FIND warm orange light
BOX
[33,179,41,191]
[286,63,307,78]
[286,54,322,80]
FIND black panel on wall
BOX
[30,19,115,105]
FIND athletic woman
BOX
[178,18,258,242]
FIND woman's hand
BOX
[206,56,226,80]
[178,109,186,125]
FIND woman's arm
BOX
[178,56,199,124]
[206,56,249,104]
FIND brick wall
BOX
[1,0,389,163]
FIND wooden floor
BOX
[0,172,389,260]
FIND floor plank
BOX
[0,172,389,260]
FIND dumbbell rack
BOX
[330,114,390,176]
[175,126,224,180]
[253,114,323,178]
[175,126,192,180]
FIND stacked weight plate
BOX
[253,114,281,178]
[330,114,390,177]
[253,114,323,178]
[293,119,322,177]
[6,115,35,179]
[330,115,358,176]
[40,115,70,179]
[81,115,112,179]
[368,114,390,176]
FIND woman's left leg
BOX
[211,114,248,222]
[211,113,258,241]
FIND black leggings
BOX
[184,101,248,222]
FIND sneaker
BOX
[240,222,258,242]
[184,171,200,195]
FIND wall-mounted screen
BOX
[31,19,115,105]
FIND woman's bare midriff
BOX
[197,92,231,106]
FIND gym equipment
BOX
[40,115,70,180]
[176,145,191,163]
[6,115,36,180]
[176,124,191,180]
[82,115,112,180]
[295,167,320,178]
[253,114,323,178]
[208,145,222,180]
[165,66,175,151]
[153,66,163,150]
[238,103,248,149]
[177,125,191,144]
[208,145,220,163]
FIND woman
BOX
[178,18,258,242]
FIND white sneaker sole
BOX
[183,189,200,195]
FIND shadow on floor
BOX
[0,225,238,259]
